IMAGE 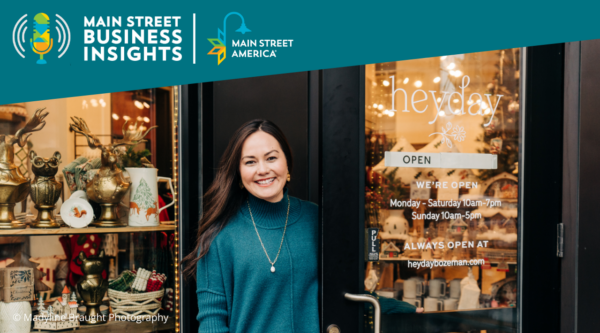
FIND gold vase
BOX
[0,109,49,229]
[86,168,130,228]
[70,116,156,228]
[76,250,108,325]
[29,151,62,228]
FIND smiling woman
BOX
[182,119,319,333]
[240,131,290,203]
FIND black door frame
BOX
[179,83,201,333]
[320,45,564,333]
[561,39,600,333]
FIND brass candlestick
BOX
[0,108,49,229]
[76,250,108,325]
[69,117,156,228]
[30,151,62,228]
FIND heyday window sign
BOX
[388,75,502,126]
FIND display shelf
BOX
[0,223,176,236]
[31,317,175,333]
[0,235,26,244]
[422,306,515,314]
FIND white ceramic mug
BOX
[449,279,462,299]
[413,276,426,296]
[443,298,458,310]
[424,297,443,312]
[429,278,447,298]
[125,168,175,227]
[402,297,422,307]
[403,278,423,299]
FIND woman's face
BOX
[240,131,288,203]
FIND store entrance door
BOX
[319,45,564,333]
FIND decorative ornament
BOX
[0,108,49,229]
[508,100,519,114]
[163,288,174,312]
[76,250,108,325]
[497,255,510,272]
[60,198,94,228]
[29,150,63,228]
[489,138,503,155]
[429,122,466,148]
[29,255,61,301]
[139,157,154,168]
[69,117,156,227]
[33,285,80,331]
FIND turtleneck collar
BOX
[241,188,302,229]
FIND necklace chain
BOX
[247,194,290,270]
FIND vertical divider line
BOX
[193,14,196,64]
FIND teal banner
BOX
[1,0,598,103]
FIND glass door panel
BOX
[364,50,520,332]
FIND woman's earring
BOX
[239,181,244,189]
[287,173,291,182]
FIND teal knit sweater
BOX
[196,190,319,333]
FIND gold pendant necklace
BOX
[247,193,290,273]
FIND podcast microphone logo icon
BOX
[31,13,52,64]
[12,13,70,64]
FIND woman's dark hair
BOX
[182,119,293,279]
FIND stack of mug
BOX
[401,277,425,307]
[401,277,462,312]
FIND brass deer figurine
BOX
[0,108,49,229]
[69,117,156,227]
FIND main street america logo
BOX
[207,12,250,65]
[207,12,293,65]
[12,13,71,64]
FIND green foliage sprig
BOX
[117,146,151,170]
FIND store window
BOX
[0,88,179,331]
[365,50,520,331]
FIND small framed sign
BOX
[366,228,380,261]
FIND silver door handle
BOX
[344,293,381,333]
